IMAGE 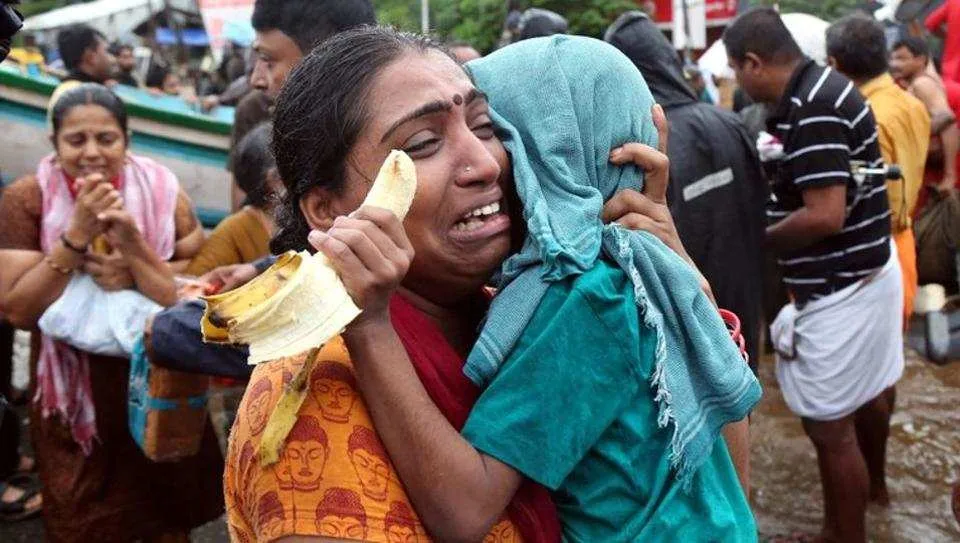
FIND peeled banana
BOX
[200,150,417,464]
[201,149,417,362]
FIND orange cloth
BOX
[893,228,919,327]
[859,73,931,231]
[224,337,523,542]
[185,207,270,276]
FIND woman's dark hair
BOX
[145,63,171,89]
[270,26,454,253]
[50,83,128,142]
[231,122,276,209]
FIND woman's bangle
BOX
[718,309,748,364]
[60,232,88,254]
[45,256,75,275]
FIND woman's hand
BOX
[307,206,414,325]
[65,174,123,248]
[90,208,177,306]
[97,208,143,252]
[604,104,715,303]
[83,251,135,291]
[198,263,259,294]
[201,95,220,112]
[603,104,692,264]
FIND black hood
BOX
[605,11,697,108]
[518,8,568,40]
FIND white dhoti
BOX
[770,244,904,421]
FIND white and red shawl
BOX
[35,153,179,454]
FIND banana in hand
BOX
[199,150,417,465]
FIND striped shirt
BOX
[765,59,891,304]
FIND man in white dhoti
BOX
[725,8,904,543]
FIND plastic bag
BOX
[915,190,960,293]
[38,274,162,356]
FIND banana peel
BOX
[91,235,111,255]
[200,150,417,465]
[258,347,321,466]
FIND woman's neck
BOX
[397,286,486,357]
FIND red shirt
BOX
[927,1,960,83]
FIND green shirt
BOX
[463,260,757,542]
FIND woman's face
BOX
[162,73,181,96]
[305,50,515,304]
[54,104,127,181]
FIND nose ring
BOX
[464,166,472,173]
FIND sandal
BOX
[0,477,42,522]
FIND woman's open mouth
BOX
[450,200,511,242]
[78,166,108,178]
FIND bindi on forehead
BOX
[453,93,463,106]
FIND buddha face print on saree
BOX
[257,490,286,539]
[310,361,359,423]
[245,376,273,436]
[315,487,368,540]
[235,441,258,511]
[347,425,392,501]
[384,501,419,543]
[276,415,329,491]
[484,521,517,543]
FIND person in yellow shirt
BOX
[827,15,930,327]
[7,35,45,76]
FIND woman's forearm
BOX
[173,225,204,262]
[121,238,177,306]
[168,259,191,274]
[0,247,78,328]
[722,418,750,497]
[344,318,520,542]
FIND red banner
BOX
[653,0,739,23]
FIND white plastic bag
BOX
[38,274,162,356]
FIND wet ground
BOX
[751,325,960,542]
[2,328,958,542]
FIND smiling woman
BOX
[0,83,221,541]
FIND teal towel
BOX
[465,35,762,482]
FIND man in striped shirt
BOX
[725,9,905,543]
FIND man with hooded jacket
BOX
[606,11,768,369]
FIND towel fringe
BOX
[618,233,698,488]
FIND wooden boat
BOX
[0,63,232,227]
